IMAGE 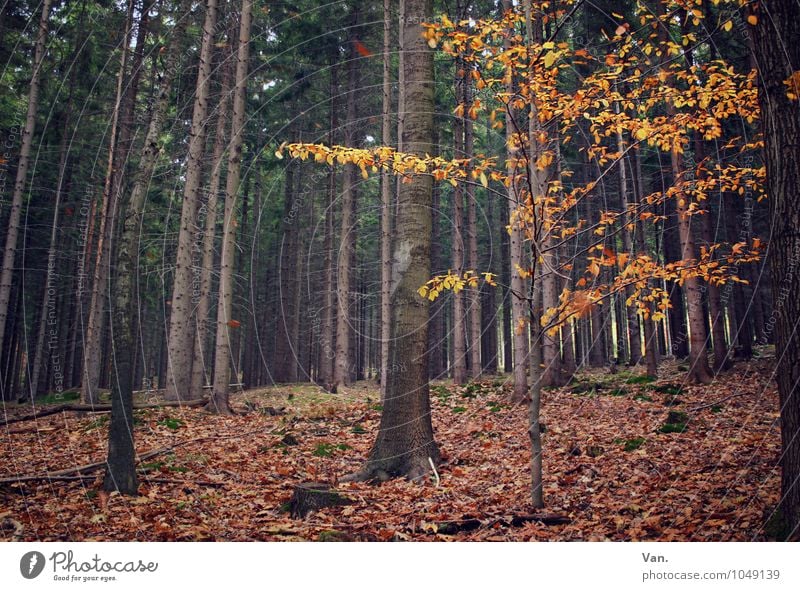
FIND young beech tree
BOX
[282,0,763,498]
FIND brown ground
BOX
[0,356,782,541]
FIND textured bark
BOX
[190,41,234,399]
[451,27,467,386]
[104,0,193,495]
[320,69,338,387]
[209,0,251,415]
[380,0,393,397]
[82,0,145,404]
[656,4,712,384]
[333,12,360,389]
[722,190,754,359]
[504,0,528,401]
[29,78,75,398]
[355,0,439,482]
[632,147,659,377]
[525,0,543,508]
[165,0,219,402]
[750,0,800,538]
[0,0,52,377]
[617,122,642,366]
[273,155,298,383]
[465,82,482,379]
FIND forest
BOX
[0,0,799,542]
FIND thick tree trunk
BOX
[209,0,252,415]
[0,0,52,374]
[750,0,800,539]
[354,0,439,482]
[165,0,219,402]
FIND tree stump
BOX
[289,483,352,518]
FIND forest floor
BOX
[0,355,783,541]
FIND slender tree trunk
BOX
[165,0,219,402]
[525,0,543,507]
[0,0,52,371]
[464,71,481,379]
[353,0,438,482]
[320,59,338,388]
[29,99,73,398]
[504,0,528,401]
[82,0,137,404]
[334,12,361,389]
[190,41,234,399]
[104,0,193,495]
[451,26,467,385]
[750,0,800,539]
[208,0,251,414]
[380,0,393,398]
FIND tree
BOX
[749,0,800,540]
[346,0,439,481]
[165,0,220,402]
[105,0,194,495]
[0,0,52,376]
[208,0,252,415]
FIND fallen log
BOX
[1,398,208,427]
[0,474,223,488]
[433,513,571,534]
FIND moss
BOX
[623,437,646,452]
[658,422,688,433]
[625,375,657,385]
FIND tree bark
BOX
[750,0,800,539]
[380,0,393,397]
[353,0,439,482]
[333,10,361,389]
[165,0,219,402]
[0,0,52,374]
[209,0,252,414]
[504,0,529,401]
[104,0,194,495]
[190,37,234,399]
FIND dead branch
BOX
[1,398,208,427]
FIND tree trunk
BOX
[354,0,438,482]
[209,0,252,414]
[190,38,234,399]
[504,0,528,401]
[165,0,219,402]
[334,11,360,389]
[0,0,52,373]
[82,0,140,404]
[104,0,194,495]
[451,25,467,386]
[464,73,481,379]
[379,0,393,398]
[750,0,800,539]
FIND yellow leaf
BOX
[635,128,648,141]
[543,51,557,68]
[480,172,488,188]
[723,20,733,32]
